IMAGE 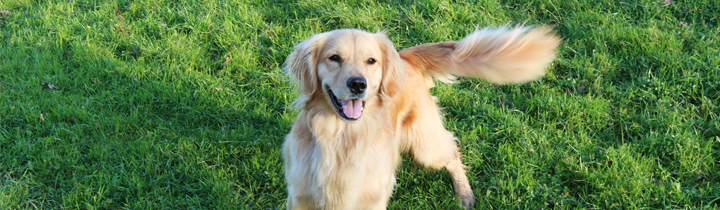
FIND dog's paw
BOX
[460,192,475,209]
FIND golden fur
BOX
[283,26,560,209]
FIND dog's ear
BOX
[375,33,405,97]
[285,33,329,96]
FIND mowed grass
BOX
[1,0,719,209]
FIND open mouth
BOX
[328,89,365,121]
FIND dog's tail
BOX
[399,26,561,84]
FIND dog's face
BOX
[316,31,384,121]
[286,29,404,122]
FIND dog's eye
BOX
[329,55,341,62]
[367,58,376,65]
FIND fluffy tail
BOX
[399,26,561,84]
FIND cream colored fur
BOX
[283,26,560,210]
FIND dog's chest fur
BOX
[296,105,401,207]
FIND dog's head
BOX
[286,29,404,122]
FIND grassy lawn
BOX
[1,0,719,209]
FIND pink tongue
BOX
[342,99,363,119]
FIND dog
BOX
[283,25,560,209]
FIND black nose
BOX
[346,77,367,94]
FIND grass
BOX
[0,0,718,209]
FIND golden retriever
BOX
[283,26,560,209]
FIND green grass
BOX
[1,0,718,209]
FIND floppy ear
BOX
[285,33,329,96]
[375,33,405,97]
